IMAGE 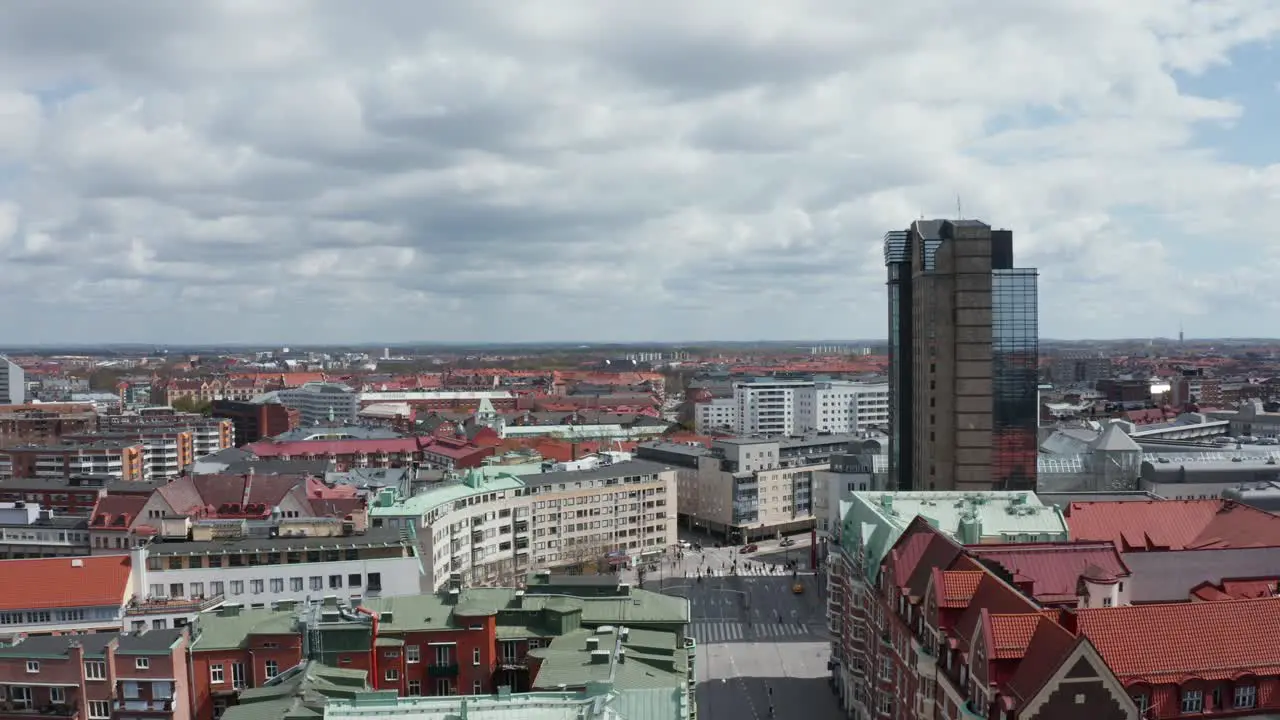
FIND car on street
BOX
[677,540,692,549]
[739,543,759,554]
[779,537,795,547]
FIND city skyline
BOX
[2,2,1280,343]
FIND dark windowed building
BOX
[883,219,1038,491]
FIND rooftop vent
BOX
[595,625,615,635]
[617,649,627,664]
[590,650,610,665]
[586,637,599,651]
[380,611,394,623]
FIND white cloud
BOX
[0,0,1278,344]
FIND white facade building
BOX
[731,379,888,437]
[278,383,360,426]
[371,460,679,591]
[693,397,737,434]
[128,527,423,611]
[0,357,24,405]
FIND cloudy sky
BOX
[2,1,1279,345]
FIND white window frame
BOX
[50,687,66,704]
[84,661,105,680]
[1181,690,1203,714]
[1234,685,1257,709]
[210,663,225,684]
[265,660,279,679]
[88,701,111,719]
[406,645,420,663]
[473,680,482,694]
[385,669,400,682]
[25,660,38,673]
[472,647,480,665]
[135,658,150,670]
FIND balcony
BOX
[116,699,173,712]
[427,663,459,677]
[126,594,225,616]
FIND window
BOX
[1181,690,1203,714]
[25,660,38,673]
[1235,686,1257,709]
[472,647,480,665]
[385,669,400,682]
[135,658,150,670]
[190,582,205,597]
[310,576,323,591]
[250,579,264,595]
[230,580,244,595]
[149,583,165,598]
[210,581,225,596]
[368,572,382,591]
[472,680,482,694]
[210,664,225,684]
[270,578,283,593]
[406,645,420,663]
[1102,597,1113,607]
[435,678,451,695]
[435,645,451,665]
[348,573,362,587]
[291,577,304,592]
[1132,694,1148,714]
[329,575,342,589]
[84,661,106,680]
[88,701,110,719]
[232,663,246,690]
[265,660,278,679]
[407,680,421,696]
[50,687,65,704]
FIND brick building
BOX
[0,441,147,482]
[0,403,97,442]
[209,400,298,445]
[0,629,191,720]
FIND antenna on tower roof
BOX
[956,195,964,220]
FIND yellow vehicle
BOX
[792,582,804,595]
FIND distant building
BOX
[275,382,360,426]
[0,356,25,405]
[211,397,299,445]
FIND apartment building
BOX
[637,434,855,542]
[358,390,518,412]
[0,501,91,558]
[0,441,147,482]
[100,411,235,457]
[0,402,96,442]
[712,378,889,437]
[0,629,191,720]
[188,573,691,720]
[244,436,428,471]
[129,525,423,611]
[0,357,24,405]
[275,382,360,425]
[884,219,1039,492]
[64,429,194,479]
[370,460,678,590]
[693,396,737,434]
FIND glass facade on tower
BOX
[991,268,1039,490]
[883,230,913,490]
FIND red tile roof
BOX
[90,494,149,530]
[1071,596,1280,683]
[1004,618,1080,706]
[1067,499,1280,550]
[954,573,1040,651]
[1190,576,1280,602]
[985,613,1042,659]
[0,555,132,610]
[248,437,426,457]
[938,571,985,608]
[967,542,1131,604]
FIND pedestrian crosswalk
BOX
[690,619,823,644]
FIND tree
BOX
[171,396,213,416]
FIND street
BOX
[623,533,843,720]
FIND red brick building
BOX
[0,629,191,720]
[419,437,494,470]
[243,438,429,471]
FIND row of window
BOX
[149,572,383,599]
[148,547,363,570]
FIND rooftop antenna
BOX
[956,195,964,220]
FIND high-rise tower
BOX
[883,219,1039,491]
